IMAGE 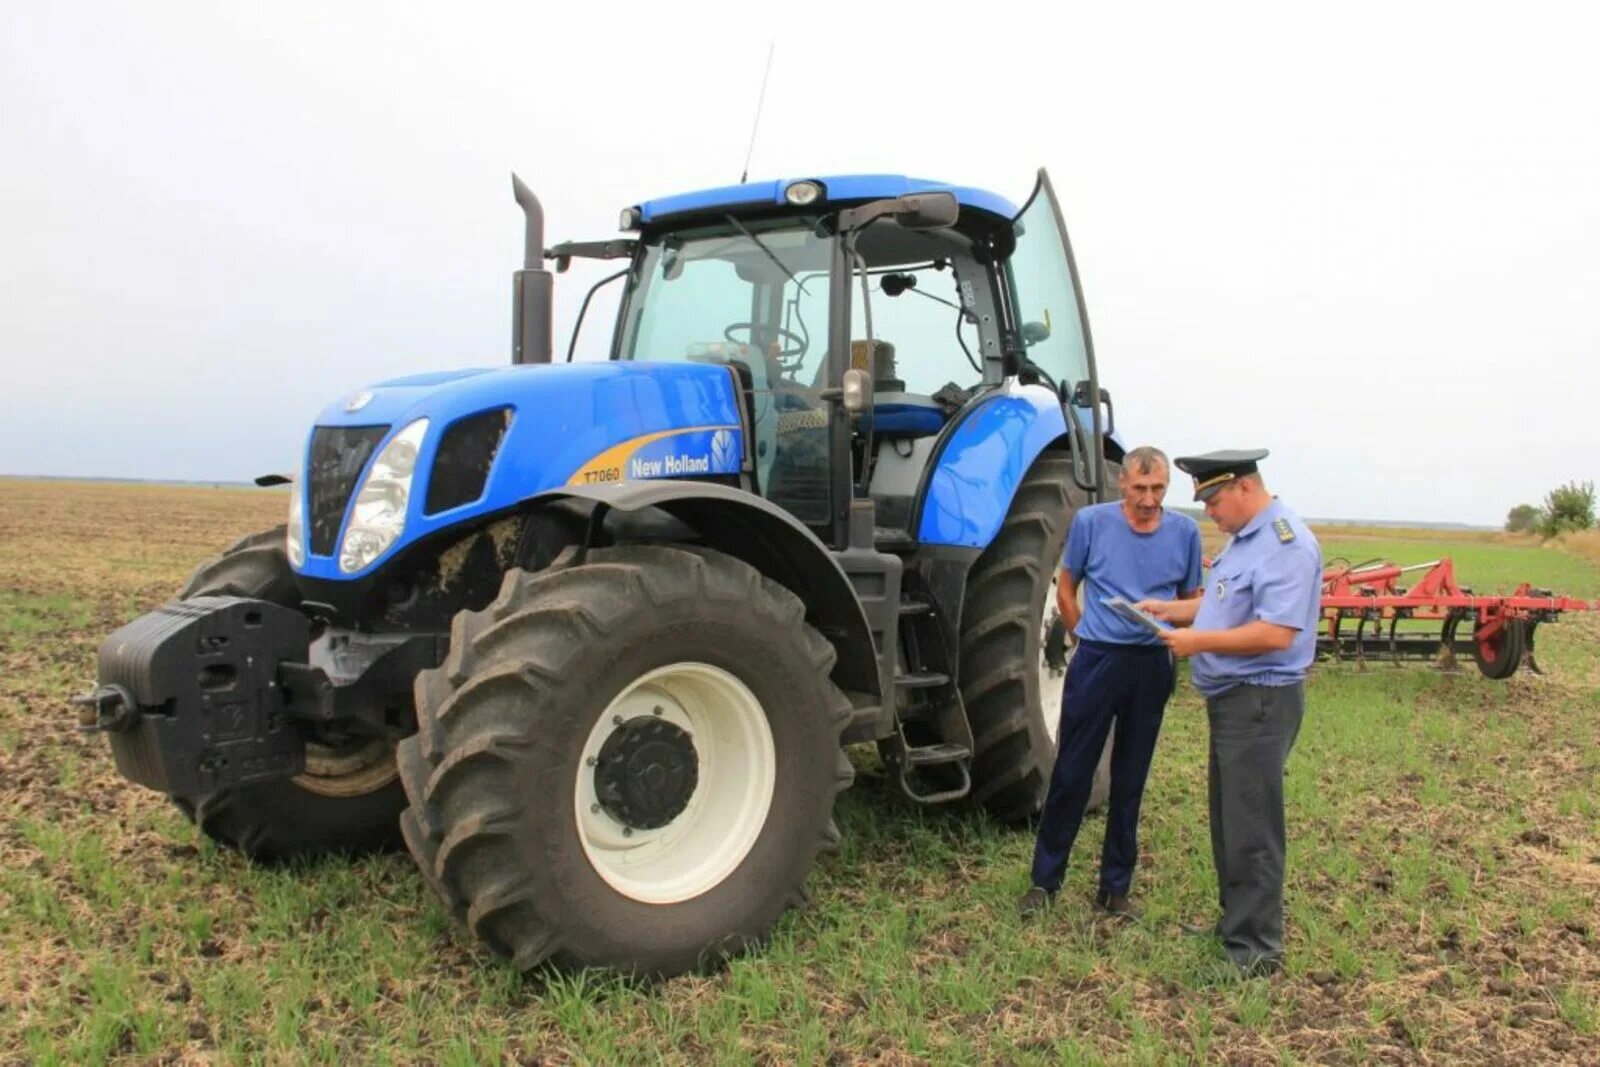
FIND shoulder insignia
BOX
[1273,517,1295,543]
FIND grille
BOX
[307,425,389,556]
[425,408,511,515]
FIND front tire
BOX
[174,527,406,861]
[397,545,853,976]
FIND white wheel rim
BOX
[1039,588,1068,748]
[574,662,776,905]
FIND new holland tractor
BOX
[77,169,1122,976]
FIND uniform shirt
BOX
[1062,503,1204,646]
[1190,498,1322,696]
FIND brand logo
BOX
[628,452,713,479]
[343,390,374,413]
[710,429,736,470]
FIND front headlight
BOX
[339,418,428,574]
[286,484,305,568]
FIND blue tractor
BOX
[79,170,1120,975]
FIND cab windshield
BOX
[616,217,833,388]
[615,218,837,525]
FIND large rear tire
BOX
[173,527,406,861]
[960,454,1104,822]
[397,544,853,976]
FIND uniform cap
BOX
[1173,449,1269,502]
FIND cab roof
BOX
[632,174,1019,226]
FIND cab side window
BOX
[848,260,982,397]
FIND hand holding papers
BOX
[1101,597,1172,635]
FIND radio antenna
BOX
[739,42,776,185]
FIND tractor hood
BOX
[295,361,745,580]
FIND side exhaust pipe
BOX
[511,173,553,364]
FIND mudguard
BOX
[546,480,881,703]
[914,381,1071,549]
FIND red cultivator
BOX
[1318,557,1594,679]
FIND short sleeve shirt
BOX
[1190,499,1323,695]
[1061,504,1204,646]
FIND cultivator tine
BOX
[1437,611,1462,672]
[1524,621,1543,675]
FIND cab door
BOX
[1006,168,1107,496]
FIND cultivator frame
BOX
[1317,557,1593,679]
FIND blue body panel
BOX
[297,362,743,581]
[915,382,1073,548]
[636,174,1018,224]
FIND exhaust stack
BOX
[511,173,552,364]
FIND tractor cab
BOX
[544,172,1110,548]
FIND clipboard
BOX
[1101,596,1172,634]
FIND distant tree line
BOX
[1505,480,1595,536]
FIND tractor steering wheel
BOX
[723,322,807,361]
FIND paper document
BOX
[1100,597,1172,634]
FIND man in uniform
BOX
[1018,446,1203,921]
[1137,450,1321,976]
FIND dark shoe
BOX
[1180,919,1221,937]
[1234,955,1283,978]
[1017,886,1054,920]
[1094,889,1141,922]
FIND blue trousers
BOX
[1030,639,1175,896]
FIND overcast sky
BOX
[4,2,1597,525]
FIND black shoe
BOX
[1017,886,1054,920]
[1235,956,1283,979]
[1094,889,1141,922]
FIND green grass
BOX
[0,588,94,637]
[3,485,1599,1062]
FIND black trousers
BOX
[1030,639,1175,896]
[1206,681,1305,968]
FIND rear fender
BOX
[913,382,1070,548]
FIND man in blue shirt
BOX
[1019,446,1203,921]
[1139,449,1322,976]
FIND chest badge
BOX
[1215,577,1226,602]
[1273,518,1295,543]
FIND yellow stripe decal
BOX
[566,425,739,486]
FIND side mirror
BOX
[841,368,872,414]
[837,191,961,233]
[1021,321,1051,347]
[893,191,959,230]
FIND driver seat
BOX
[850,339,945,440]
